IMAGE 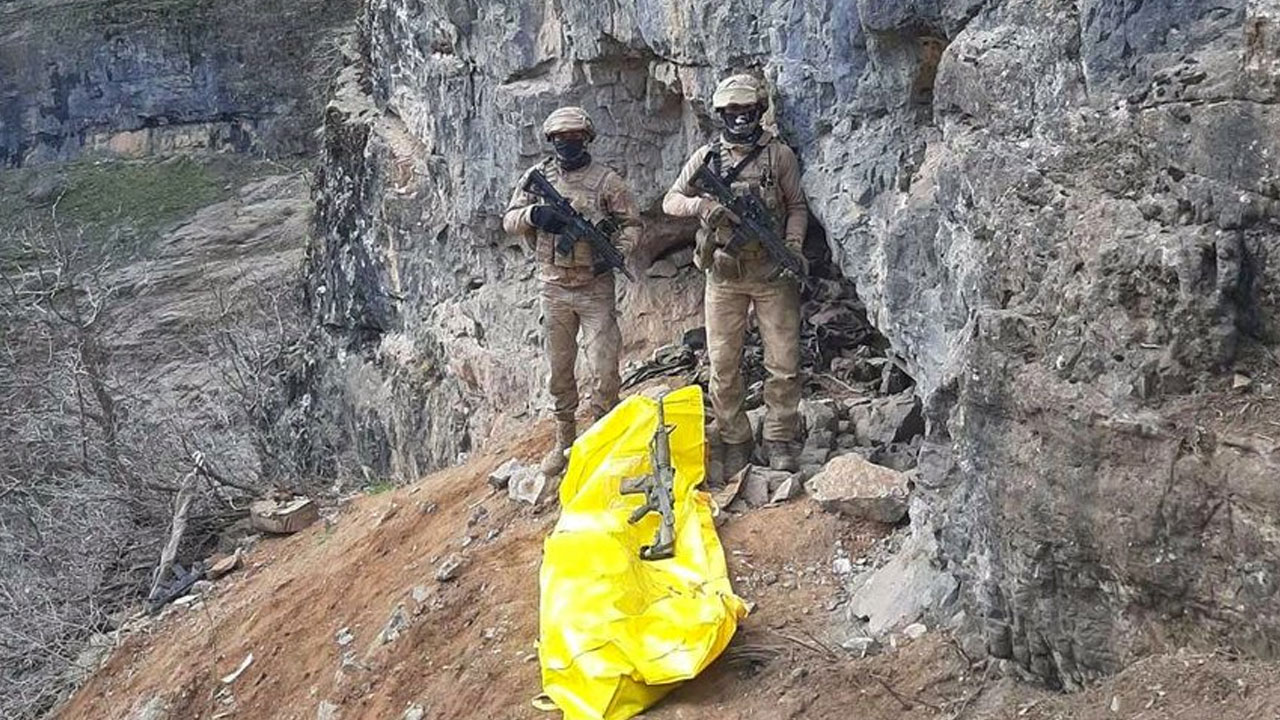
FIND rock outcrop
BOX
[306,0,1280,690]
[0,0,356,167]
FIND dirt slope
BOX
[56,424,1280,720]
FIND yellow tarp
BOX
[538,384,749,720]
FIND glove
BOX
[778,248,809,282]
[529,204,570,234]
[700,199,740,228]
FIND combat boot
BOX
[766,440,799,472]
[541,420,576,476]
[723,440,753,480]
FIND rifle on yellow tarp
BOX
[620,395,676,560]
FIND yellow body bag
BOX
[538,385,748,719]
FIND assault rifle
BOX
[523,168,635,280]
[691,155,807,284]
[620,394,676,560]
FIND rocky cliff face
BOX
[308,0,1280,689]
[0,0,355,167]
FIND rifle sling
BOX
[709,140,768,186]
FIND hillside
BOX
[57,423,1280,719]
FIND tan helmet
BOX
[542,106,596,140]
[712,74,766,110]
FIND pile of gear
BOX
[622,270,912,428]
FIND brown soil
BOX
[56,424,1280,720]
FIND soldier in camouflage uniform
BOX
[663,75,809,476]
[503,106,641,476]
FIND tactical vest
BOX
[702,137,786,259]
[532,159,614,270]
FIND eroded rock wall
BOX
[0,0,356,167]
[308,0,1280,688]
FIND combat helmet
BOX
[712,74,766,110]
[542,106,596,141]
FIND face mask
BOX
[552,137,589,168]
[720,106,762,141]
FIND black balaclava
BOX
[719,104,763,145]
[552,136,591,171]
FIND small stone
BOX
[335,627,354,646]
[841,636,880,657]
[191,580,215,595]
[769,474,805,504]
[1233,373,1253,391]
[805,453,910,523]
[317,700,340,720]
[435,553,465,582]
[741,468,772,508]
[832,557,853,575]
[411,586,430,604]
[207,552,243,581]
[799,399,838,435]
[467,506,488,526]
[403,705,426,720]
[379,603,409,644]
[903,622,927,640]
[484,528,501,542]
[378,504,400,525]
[846,392,923,447]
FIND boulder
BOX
[805,453,911,523]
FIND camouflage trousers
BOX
[705,267,801,445]
[541,274,622,423]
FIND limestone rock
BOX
[507,466,554,505]
[378,603,409,644]
[846,393,924,449]
[206,552,243,581]
[806,454,911,523]
[848,534,958,638]
[435,554,464,582]
[488,458,520,490]
[250,498,319,535]
[740,467,773,508]
[770,474,806,504]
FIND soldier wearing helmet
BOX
[662,74,809,476]
[503,106,641,476]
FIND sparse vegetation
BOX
[0,155,282,259]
